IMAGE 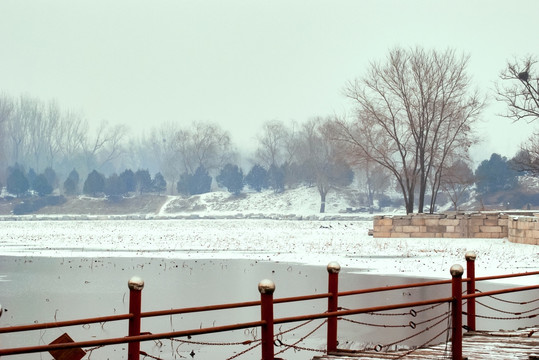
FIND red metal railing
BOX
[0,253,537,360]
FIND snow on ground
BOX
[0,186,537,283]
[0,218,537,283]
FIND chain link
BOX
[476,289,539,305]
[275,319,327,356]
[475,299,539,315]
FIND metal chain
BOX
[275,319,327,355]
[276,318,316,337]
[376,313,450,351]
[341,310,450,329]
[475,300,539,315]
[140,350,164,360]
[394,323,451,360]
[84,345,105,359]
[466,312,538,321]
[171,337,260,346]
[225,342,261,360]
[343,302,445,317]
[476,289,539,305]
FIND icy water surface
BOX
[0,256,536,360]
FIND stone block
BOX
[374,225,393,233]
[402,225,421,233]
[411,217,426,226]
[443,233,461,238]
[375,218,393,226]
[479,225,502,233]
[425,219,441,226]
[393,219,412,226]
[411,232,436,238]
[439,219,459,226]
[390,232,410,238]
[470,218,485,226]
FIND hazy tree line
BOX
[0,47,537,213]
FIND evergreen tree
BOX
[63,169,80,196]
[105,173,126,197]
[63,178,77,196]
[120,169,136,193]
[475,153,519,195]
[83,170,105,197]
[245,164,268,192]
[7,168,29,197]
[27,168,37,190]
[216,163,244,195]
[68,169,80,185]
[191,166,212,195]
[43,167,58,189]
[177,166,212,196]
[152,172,167,194]
[135,169,152,194]
[32,174,53,197]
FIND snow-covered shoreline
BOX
[0,219,537,282]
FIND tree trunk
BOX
[320,190,327,213]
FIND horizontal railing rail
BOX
[0,251,537,360]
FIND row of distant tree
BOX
[2,158,354,210]
[1,150,531,210]
[1,48,537,213]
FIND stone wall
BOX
[373,212,538,245]
[508,215,539,245]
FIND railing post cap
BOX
[450,264,464,277]
[327,261,341,274]
[465,251,477,261]
[258,279,275,295]
[128,276,145,291]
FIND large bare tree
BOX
[335,47,484,213]
[496,55,539,123]
[496,56,539,174]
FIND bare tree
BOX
[42,100,62,169]
[80,120,129,174]
[0,94,14,176]
[511,134,539,175]
[255,120,288,168]
[175,121,234,174]
[336,47,484,213]
[440,159,475,211]
[298,118,353,213]
[496,55,539,122]
[356,159,392,209]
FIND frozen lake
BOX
[0,219,537,359]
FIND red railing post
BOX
[327,261,340,354]
[128,276,144,360]
[450,264,463,360]
[259,279,275,360]
[465,251,476,332]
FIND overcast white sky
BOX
[1,0,538,164]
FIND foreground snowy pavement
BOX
[0,219,537,280]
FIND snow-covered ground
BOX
[0,218,537,282]
[0,186,537,280]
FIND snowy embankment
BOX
[0,219,537,283]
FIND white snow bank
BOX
[0,219,536,283]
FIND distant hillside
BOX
[1,178,538,217]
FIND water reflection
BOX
[0,256,536,359]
